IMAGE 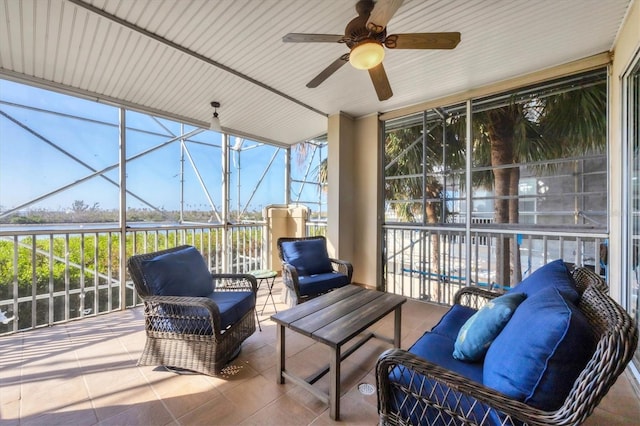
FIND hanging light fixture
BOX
[349,41,385,70]
[210,101,221,131]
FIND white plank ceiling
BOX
[0,0,632,145]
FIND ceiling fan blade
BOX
[368,63,393,101]
[283,33,344,43]
[367,0,404,33]
[385,32,461,49]
[307,54,350,88]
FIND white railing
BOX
[0,222,266,334]
[1,219,608,334]
[305,221,327,237]
[383,224,607,305]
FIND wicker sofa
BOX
[376,263,638,426]
[127,245,257,376]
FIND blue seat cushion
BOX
[298,272,349,297]
[484,286,596,410]
[151,291,255,334]
[430,304,477,340]
[209,291,256,330]
[453,292,527,362]
[409,331,484,382]
[506,259,579,303]
[141,246,212,297]
[281,238,333,276]
[388,332,494,425]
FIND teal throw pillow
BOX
[453,292,527,362]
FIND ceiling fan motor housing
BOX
[343,11,386,49]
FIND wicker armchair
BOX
[277,236,353,305]
[127,245,257,376]
[376,267,638,426]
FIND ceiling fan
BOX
[283,0,460,101]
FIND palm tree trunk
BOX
[510,166,522,283]
[425,201,440,300]
[487,107,519,287]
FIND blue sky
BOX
[0,79,324,215]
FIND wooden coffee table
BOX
[271,285,406,420]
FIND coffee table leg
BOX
[276,324,285,384]
[394,306,402,348]
[329,345,341,420]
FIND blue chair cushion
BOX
[453,292,527,362]
[281,238,333,276]
[298,272,350,297]
[506,259,579,303]
[151,291,255,334]
[141,246,212,297]
[430,304,477,341]
[483,286,596,410]
[209,291,256,330]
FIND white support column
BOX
[222,133,230,271]
[180,124,185,223]
[327,113,355,262]
[328,112,380,287]
[285,146,291,206]
[118,107,127,310]
[465,100,473,286]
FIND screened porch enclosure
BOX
[0,79,328,334]
[1,68,612,335]
[383,69,608,299]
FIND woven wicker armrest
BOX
[453,286,502,309]
[212,273,258,294]
[329,258,353,281]
[376,348,555,426]
[142,294,225,336]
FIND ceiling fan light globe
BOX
[349,42,385,70]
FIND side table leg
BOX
[329,345,341,420]
[276,324,285,384]
[268,277,278,312]
[261,276,278,314]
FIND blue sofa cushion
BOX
[141,246,212,297]
[151,291,255,334]
[409,331,484,382]
[453,292,527,362]
[506,259,579,303]
[388,332,494,425]
[281,238,333,276]
[484,286,596,410]
[298,272,349,297]
[430,304,477,340]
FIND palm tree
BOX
[474,82,606,285]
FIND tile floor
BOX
[1,280,639,425]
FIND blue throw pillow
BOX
[483,286,596,410]
[281,238,333,276]
[507,259,579,303]
[140,246,212,297]
[453,292,526,362]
